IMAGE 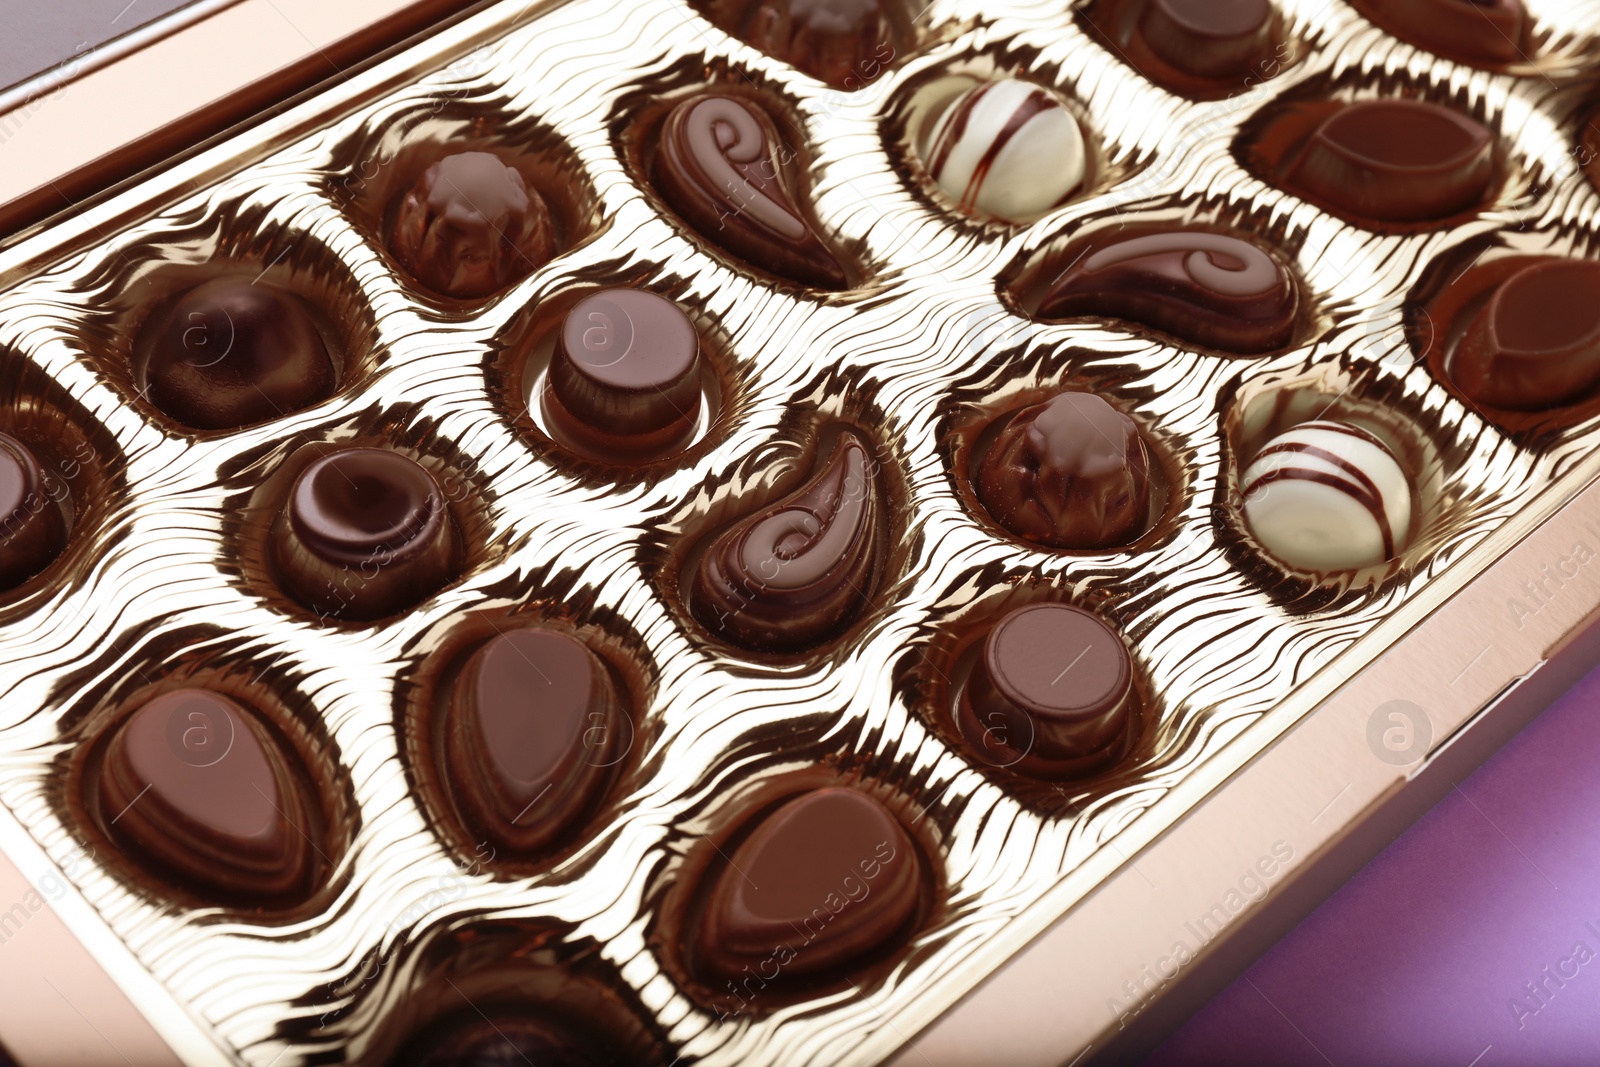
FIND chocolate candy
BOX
[98,689,317,903]
[1241,421,1412,572]
[1445,259,1600,412]
[960,604,1133,764]
[0,433,66,589]
[272,448,458,621]
[1348,0,1526,67]
[695,788,920,981]
[144,279,336,431]
[920,79,1087,222]
[652,93,848,289]
[1279,99,1494,225]
[544,289,703,457]
[1038,231,1297,353]
[389,151,557,299]
[977,393,1152,550]
[402,1013,620,1067]
[690,432,883,652]
[444,628,621,855]
[1140,0,1275,80]
[712,0,906,90]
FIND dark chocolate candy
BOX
[1140,0,1274,80]
[272,448,458,621]
[390,151,557,300]
[652,93,848,289]
[99,689,316,902]
[144,279,336,431]
[544,289,703,456]
[721,0,905,90]
[1447,258,1600,411]
[1038,231,1297,353]
[977,393,1151,550]
[444,627,621,855]
[1349,0,1526,67]
[696,788,920,981]
[403,1013,618,1067]
[961,604,1133,763]
[690,431,883,652]
[1280,99,1494,224]
[0,433,66,589]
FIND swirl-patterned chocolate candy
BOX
[1038,230,1297,353]
[652,92,848,289]
[1241,421,1412,572]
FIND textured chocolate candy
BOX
[402,1013,620,1067]
[977,393,1152,550]
[1279,99,1494,224]
[272,448,458,621]
[1140,0,1275,80]
[713,0,906,90]
[1038,231,1297,353]
[544,289,703,456]
[920,79,1087,222]
[144,279,336,431]
[444,628,621,855]
[690,431,883,651]
[1348,0,1526,67]
[390,151,558,299]
[1445,258,1600,412]
[652,93,848,289]
[696,788,920,981]
[0,433,66,589]
[99,689,317,903]
[961,604,1133,763]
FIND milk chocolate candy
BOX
[401,1013,622,1067]
[1349,0,1526,67]
[652,93,848,289]
[1446,258,1600,411]
[716,0,906,90]
[144,279,336,431]
[272,447,459,621]
[390,151,558,299]
[1140,0,1276,80]
[0,433,66,589]
[695,787,921,981]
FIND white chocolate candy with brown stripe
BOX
[921,78,1087,223]
[1241,421,1412,572]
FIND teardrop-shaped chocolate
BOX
[690,431,884,652]
[1037,231,1297,354]
[401,1013,621,1067]
[1280,99,1495,224]
[712,0,908,90]
[651,93,848,289]
[1140,0,1275,80]
[98,689,317,903]
[696,788,922,981]
[0,433,66,589]
[443,627,622,855]
[1349,0,1525,67]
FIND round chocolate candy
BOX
[444,627,622,855]
[652,93,848,289]
[921,79,1086,222]
[144,279,336,431]
[401,1013,620,1067]
[1038,230,1297,353]
[1280,99,1494,225]
[98,689,318,903]
[390,151,558,300]
[961,604,1134,764]
[0,432,66,589]
[723,0,906,90]
[544,289,703,456]
[695,787,921,981]
[1350,0,1526,67]
[977,393,1152,550]
[1446,259,1600,412]
[1241,420,1412,572]
[1139,0,1275,80]
[272,447,458,621]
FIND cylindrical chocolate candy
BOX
[1139,0,1275,80]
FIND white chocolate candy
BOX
[1241,420,1412,572]
[921,79,1087,223]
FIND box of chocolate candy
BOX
[3,0,1600,1063]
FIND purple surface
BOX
[1147,663,1600,1067]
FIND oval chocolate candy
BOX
[0,432,66,590]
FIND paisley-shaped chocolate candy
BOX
[1140,0,1276,80]
[144,279,337,431]
[1280,99,1495,224]
[98,689,318,903]
[1349,0,1526,67]
[1038,231,1297,353]
[272,447,459,621]
[390,151,558,299]
[977,393,1152,550]
[400,1012,623,1067]
[652,93,848,289]
[444,627,621,855]
[716,0,906,90]
[690,431,884,651]
[0,433,66,589]
[1446,258,1600,411]
[695,788,921,981]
